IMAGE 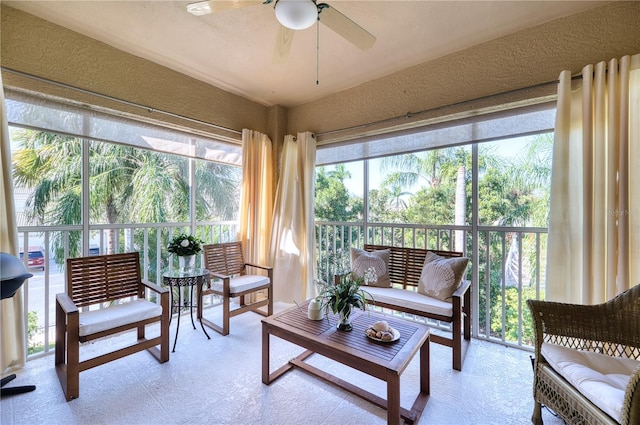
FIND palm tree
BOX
[12,129,240,264]
[387,183,412,211]
[381,148,468,249]
[381,148,461,190]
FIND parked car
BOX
[89,245,101,256]
[19,247,45,271]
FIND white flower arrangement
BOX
[167,233,203,256]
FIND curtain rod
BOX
[1,66,242,136]
[315,75,582,138]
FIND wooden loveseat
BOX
[359,244,471,371]
[527,284,640,425]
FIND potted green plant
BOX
[317,267,376,331]
[167,233,204,272]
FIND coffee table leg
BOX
[406,334,431,425]
[421,334,430,394]
[387,372,401,425]
[262,323,270,384]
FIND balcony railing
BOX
[18,221,238,359]
[315,221,548,350]
[19,219,547,359]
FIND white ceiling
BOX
[5,1,605,108]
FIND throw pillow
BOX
[418,252,469,301]
[350,248,391,288]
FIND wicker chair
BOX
[527,284,640,425]
[198,242,273,335]
[55,252,170,401]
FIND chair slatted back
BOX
[364,244,463,290]
[203,242,246,276]
[66,252,143,307]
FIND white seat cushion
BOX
[542,342,640,422]
[363,286,453,317]
[209,274,270,295]
[79,299,162,337]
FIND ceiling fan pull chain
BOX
[316,18,320,85]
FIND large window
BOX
[7,91,242,356]
[314,102,555,348]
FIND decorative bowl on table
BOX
[365,320,400,342]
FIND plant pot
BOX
[337,307,353,331]
[178,254,195,272]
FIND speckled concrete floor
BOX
[1,302,563,425]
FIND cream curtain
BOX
[547,53,640,304]
[1,73,26,375]
[238,130,274,302]
[270,132,316,303]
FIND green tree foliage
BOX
[315,165,362,221]
[490,286,537,345]
[27,311,39,354]
[405,186,454,224]
[369,188,409,223]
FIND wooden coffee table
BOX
[262,301,430,425]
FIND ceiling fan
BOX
[186,0,376,64]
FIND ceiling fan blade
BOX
[318,4,375,50]
[187,1,262,16]
[273,25,295,64]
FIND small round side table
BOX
[162,268,211,352]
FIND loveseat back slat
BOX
[364,244,463,290]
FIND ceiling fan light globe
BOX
[275,0,318,30]
[186,1,212,16]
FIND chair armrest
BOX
[452,279,471,299]
[624,364,640,425]
[529,285,640,352]
[141,279,169,294]
[56,292,79,315]
[245,263,273,281]
[210,272,231,281]
[245,263,272,272]
[528,299,606,346]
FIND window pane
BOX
[478,134,552,227]
[11,127,82,227]
[314,162,363,222]
[195,159,241,222]
[366,147,470,249]
[89,140,190,225]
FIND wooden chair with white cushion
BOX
[55,252,169,401]
[198,242,273,336]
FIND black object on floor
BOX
[1,373,36,396]
[0,253,37,397]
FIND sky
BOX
[322,134,539,197]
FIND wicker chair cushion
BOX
[350,248,391,287]
[363,286,454,317]
[418,252,469,301]
[542,342,640,422]
[79,299,163,337]
[208,274,270,294]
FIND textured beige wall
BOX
[0,5,268,142]
[2,2,640,146]
[289,1,640,142]
[266,105,288,193]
